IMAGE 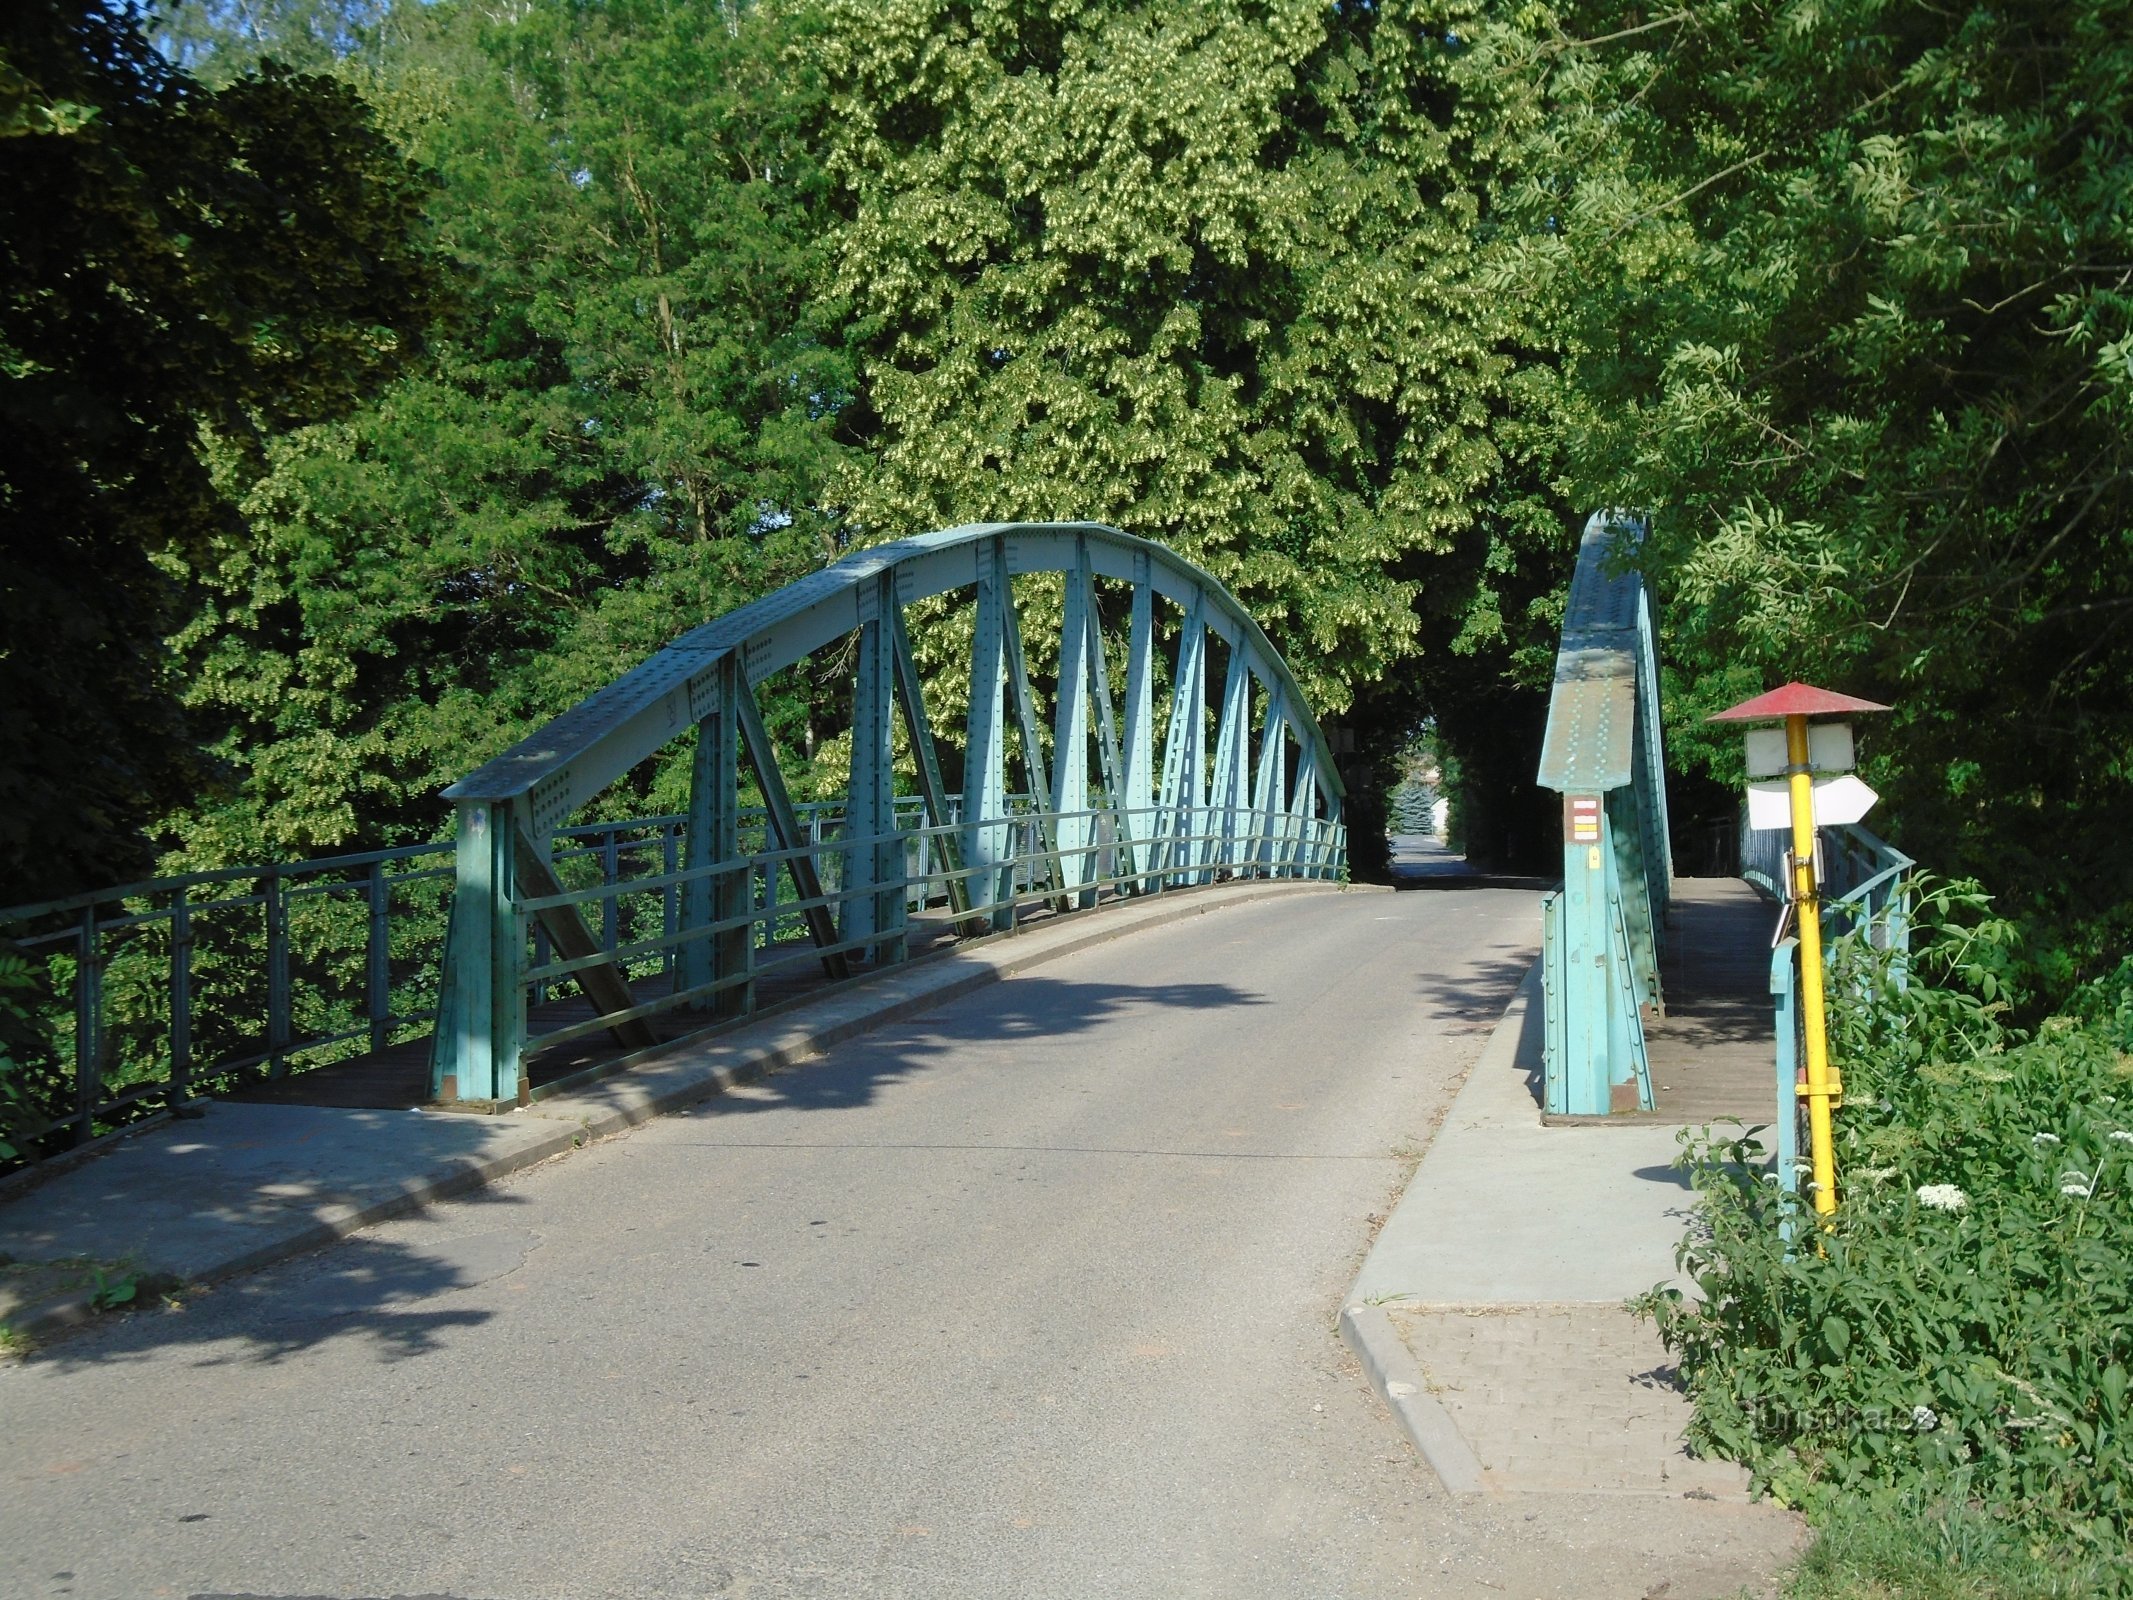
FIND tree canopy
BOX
[1470,0,2133,979]
[6,0,2127,988]
[0,0,440,899]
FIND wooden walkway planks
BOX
[1636,876,1779,1127]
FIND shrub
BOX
[1641,880,2133,1568]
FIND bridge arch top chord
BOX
[448,520,1344,833]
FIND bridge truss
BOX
[433,522,1347,1105]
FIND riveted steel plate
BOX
[1537,514,1648,794]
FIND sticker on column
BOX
[1567,794,1602,843]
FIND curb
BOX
[4,878,1359,1351]
[0,1122,585,1349]
[1338,1301,1486,1495]
[1338,959,1540,1494]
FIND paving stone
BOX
[1389,1302,1755,1500]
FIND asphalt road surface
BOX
[2,885,1785,1599]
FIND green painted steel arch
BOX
[448,520,1343,834]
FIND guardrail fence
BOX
[1762,822,1914,1200]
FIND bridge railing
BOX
[1739,814,1913,950]
[1763,824,1915,1200]
[1535,513,1670,1116]
[0,798,906,1166]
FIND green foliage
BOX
[162,0,859,866]
[0,0,442,901]
[1473,0,2133,983]
[1643,882,2133,1564]
[0,952,56,1162]
[817,0,1576,846]
[1783,1492,2124,1599]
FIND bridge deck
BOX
[1636,875,1777,1125]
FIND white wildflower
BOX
[1911,1405,1940,1432]
[2111,1131,2133,1145]
[2032,1132,2062,1147]
[1915,1184,1967,1212]
[2060,1170,2094,1199]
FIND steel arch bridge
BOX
[432,521,1347,1106]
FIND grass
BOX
[1781,1497,2129,1599]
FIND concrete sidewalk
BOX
[1342,964,1786,1507]
[0,877,1355,1343]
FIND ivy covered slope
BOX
[1478,0,2133,981]
[816,0,1567,768]
[163,0,858,867]
[1647,885,2133,1569]
[0,0,441,901]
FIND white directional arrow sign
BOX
[1745,773,1879,831]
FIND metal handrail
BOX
[0,795,943,1167]
[507,804,1343,1066]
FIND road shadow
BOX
[580,974,1270,1123]
[11,973,1268,1370]
[1404,951,1537,1047]
[18,1186,533,1374]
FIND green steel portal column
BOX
[438,799,524,1105]
[843,573,904,960]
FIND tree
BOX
[815,0,1573,866]
[1474,0,2133,978]
[161,0,859,865]
[0,0,440,903]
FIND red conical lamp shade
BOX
[1708,681,1891,722]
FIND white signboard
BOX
[1746,773,1879,831]
[1743,721,1855,779]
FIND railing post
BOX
[366,859,392,1054]
[600,829,621,954]
[1771,937,1801,1204]
[169,890,194,1102]
[73,903,104,1146]
[265,867,291,1077]
[662,823,680,977]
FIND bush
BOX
[1641,880,2133,1569]
[0,951,58,1163]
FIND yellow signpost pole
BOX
[1785,712,1840,1217]
[1711,679,1890,1222]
